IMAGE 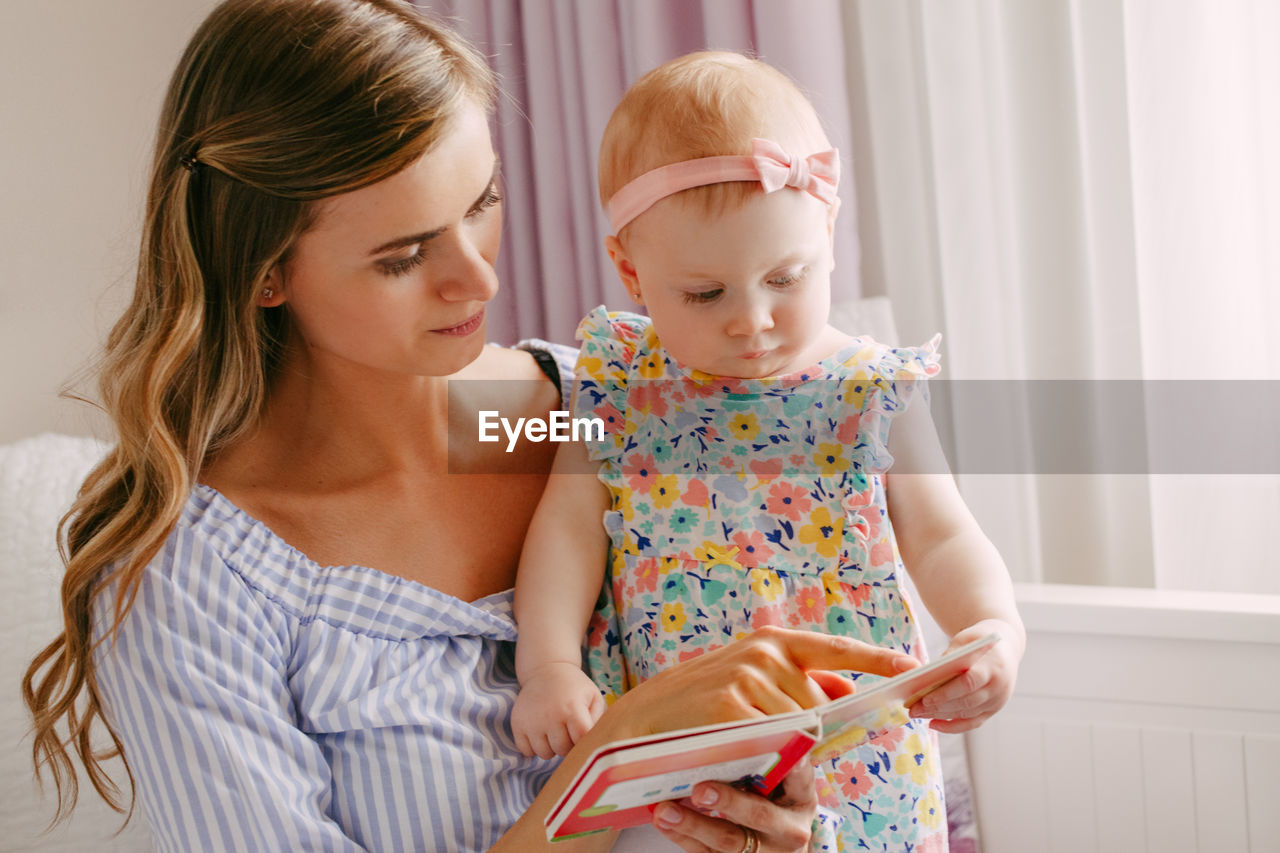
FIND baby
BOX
[512,51,1024,851]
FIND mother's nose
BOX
[435,233,499,302]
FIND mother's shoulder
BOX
[452,342,546,381]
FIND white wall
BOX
[0,0,220,444]
[968,584,1280,851]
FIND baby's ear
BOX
[604,235,644,305]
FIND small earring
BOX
[262,287,274,300]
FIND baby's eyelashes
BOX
[767,265,809,288]
[682,288,724,304]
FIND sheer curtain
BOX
[843,0,1280,593]
[419,0,862,347]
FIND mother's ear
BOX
[258,264,287,308]
[604,235,644,305]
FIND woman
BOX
[21,1,918,851]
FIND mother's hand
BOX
[608,625,919,737]
[600,627,919,852]
[498,628,916,852]
[652,761,818,853]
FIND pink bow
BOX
[748,138,840,206]
[605,137,841,232]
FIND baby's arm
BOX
[512,437,613,758]
[886,400,1026,733]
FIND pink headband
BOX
[605,138,840,233]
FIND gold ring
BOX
[739,826,759,853]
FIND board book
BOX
[545,632,999,841]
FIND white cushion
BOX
[0,434,152,851]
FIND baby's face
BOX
[621,187,836,379]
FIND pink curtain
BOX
[419,0,862,346]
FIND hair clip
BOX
[179,152,200,173]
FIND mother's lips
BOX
[433,309,485,336]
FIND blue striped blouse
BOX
[92,342,576,852]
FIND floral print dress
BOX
[575,307,947,852]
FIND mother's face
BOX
[270,98,503,378]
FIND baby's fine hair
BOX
[598,51,830,229]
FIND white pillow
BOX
[0,434,152,851]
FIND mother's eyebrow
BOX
[369,227,445,257]
[367,158,501,257]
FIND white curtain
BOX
[843,0,1280,594]
[1124,0,1280,593]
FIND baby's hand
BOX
[908,619,1023,733]
[511,662,606,759]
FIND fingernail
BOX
[692,786,719,807]
[654,804,683,828]
[894,656,919,672]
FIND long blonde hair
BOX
[22,0,494,824]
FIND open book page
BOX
[547,633,1000,841]
[810,633,999,763]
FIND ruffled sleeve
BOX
[515,337,579,405]
[851,334,942,473]
[572,306,651,462]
